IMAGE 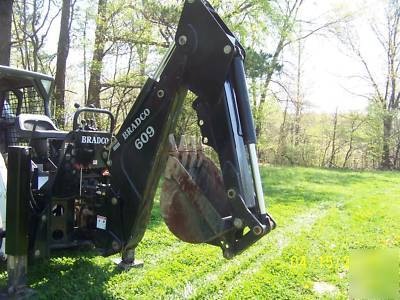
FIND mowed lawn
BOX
[0,167,399,299]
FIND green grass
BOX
[1,166,399,299]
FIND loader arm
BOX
[109,0,275,261]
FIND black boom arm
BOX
[109,0,275,260]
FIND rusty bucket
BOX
[161,135,233,244]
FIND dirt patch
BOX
[313,281,339,296]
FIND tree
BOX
[337,0,400,169]
[328,108,339,167]
[234,0,345,141]
[87,0,108,107]
[12,0,61,72]
[54,0,75,126]
[342,113,366,168]
[0,0,13,66]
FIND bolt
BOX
[157,89,165,98]
[34,249,40,257]
[102,151,108,160]
[203,137,208,144]
[178,35,188,46]
[199,120,204,126]
[107,160,112,167]
[111,197,118,205]
[224,45,232,54]
[227,189,236,199]
[233,218,243,229]
[41,215,47,222]
[253,225,263,236]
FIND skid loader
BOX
[0,0,275,296]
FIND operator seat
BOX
[16,114,68,162]
[16,114,68,140]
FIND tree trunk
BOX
[276,98,289,164]
[255,38,285,140]
[342,137,353,168]
[381,115,393,169]
[294,39,303,146]
[321,140,331,167]
[0,0,13,66]
[83,11,88,105]
[393,139,400,169]
[328,109,338,167]
[87,0,107,108]
[54,0,72,126]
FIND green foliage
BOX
[9,0,398,171]
[245,48,282,79]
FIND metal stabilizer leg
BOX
[0,147,35,299]
[112,249,144,270]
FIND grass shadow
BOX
[26,251,120,299]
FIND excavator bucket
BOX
[161,135,232,244]
[161,133,276,258]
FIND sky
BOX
[297,0,386,113]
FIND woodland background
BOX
[1,0,400,170]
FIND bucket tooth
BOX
[196,136,204,168]
[168,134,178,156]
[196,136,203,152]
[189,136,196,152]
[178,135,187,151]
[178,135,188,166]
[188,136,197,169]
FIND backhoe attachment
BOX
[0,1,276,293]
[109,0,275,262]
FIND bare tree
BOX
[337,0,400,169]
[328,108,339,167]
[342,113,365,168]
[12,0,61,72]
[292,38,306,146]
[253,0,345,139]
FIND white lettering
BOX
[135,126,155,150]
[81,136,110,145]
[122,108,151,141]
